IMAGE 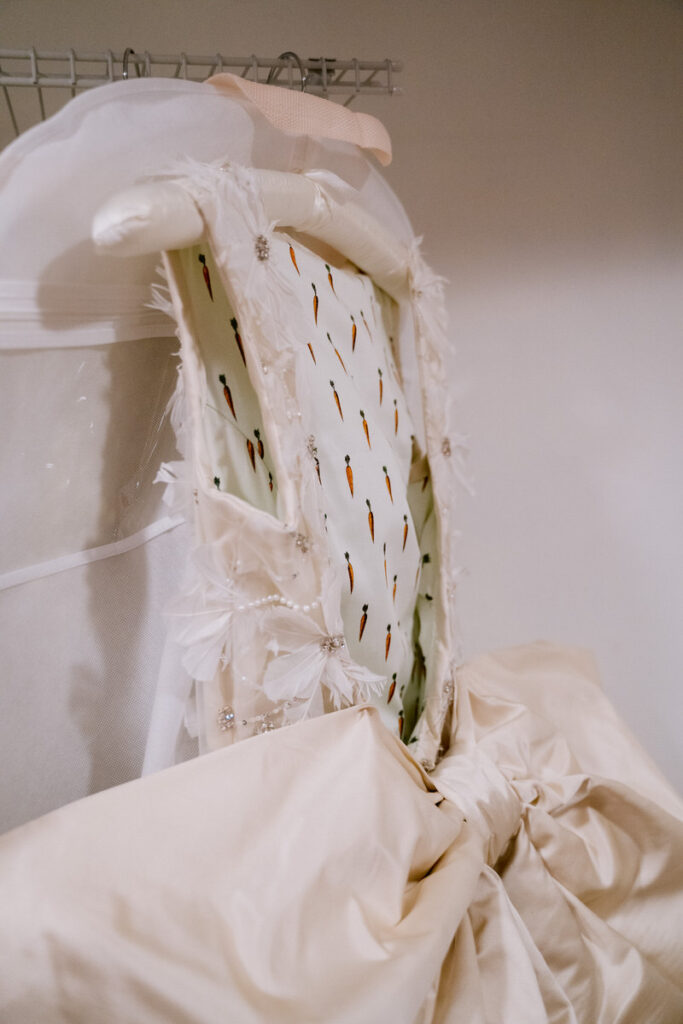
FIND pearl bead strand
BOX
[234,593,320,614]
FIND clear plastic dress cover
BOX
[0,78,416,832]
[0,342,178,580]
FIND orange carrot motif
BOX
[289,244,300,275]
[230,317,246,365]
[254,429,264,459]
[403,514,408,551]
[383,542,388,585]
[387,674,397,704]
[268,472,274,492]
[359,604,368,641]
[246,438,256,471]
[327,332,347,373]
[360,410,370,448]
[378,368,383,405]
[385,624,392,661]
[325,263,336,295]
[218,374,236,419]
[394,399,399,435]
[383,466,393,503]
[213,476,220,489]
[366,499,375,542]
[314,458,321,484]
[345,455,354,496]
[307,342,316,364]
[351,315,357,351]
[198,254,213,300]
[312,283,319,324]
[361,309,371,339]
[330,380,343,421]
[345,552,354,593]
[392,575,397,603]
[398,709,404,739]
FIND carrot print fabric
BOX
[173,232,434,740]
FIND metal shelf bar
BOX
[0,47,401,142]
[0,48,401,91]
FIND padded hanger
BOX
[92,169,410,300]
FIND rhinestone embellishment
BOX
[217,705,236,731]
[320,634,345,653]
[255,234,270,261]
[441,437,452,457]
[295,532,310,553]
[216,699,311,739]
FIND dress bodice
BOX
[158,162,466,768]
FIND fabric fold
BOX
[0,645,681,1022]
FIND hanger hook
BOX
[122,47,137,81]
[267,51,308,92]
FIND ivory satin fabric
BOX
[1,643,681,1023]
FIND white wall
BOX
[2,0,681,787]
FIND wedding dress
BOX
[0,76,681,1023]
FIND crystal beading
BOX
[217,705,236,731]
[320,634,345,653]
[216,696,309,740]
[254,234,270,260]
